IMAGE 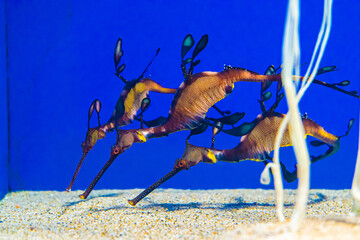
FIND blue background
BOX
[0,0,9,199]
[1,0,359,197]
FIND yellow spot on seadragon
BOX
[136,131,147,143]
[206,149,217,163]
[124,82,146,114]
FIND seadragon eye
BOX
[177,160,186,168]
[112,146,120,155]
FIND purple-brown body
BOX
[66,78,176,192]
[128,112,342,206]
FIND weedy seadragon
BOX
[76,34,359,199]
[66,39,177,191]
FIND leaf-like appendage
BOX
[214,112,245,125]
[117,64,125,74]
[188,123,209,138]
[264,65,276,75]
[141,98,151,113]
[262,91,272,101]
[341,118,355,137]
[192,34,208,59]
[193,60,201,67]
[310,140,326,147]
[336,80,350,87]
[278,93,284,100]
[222,122,256,137]
[94,99,101,114]
[114,38,123,68]
[181,34,195,60]
[88,100,96,120]
[317,65,338,75]
[348,118,355,130]
[184,58,192,64]
[144,116,167,128]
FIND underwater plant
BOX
[77,34,359,199]
[66,38,177,192]
[269,0,336,229]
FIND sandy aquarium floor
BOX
[0,189,359,239]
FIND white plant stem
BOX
[260,162,285,221]
[269,0,333,231]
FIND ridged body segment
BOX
[218,113,339,162]
[141,69,283,138]
[166,72,233,131]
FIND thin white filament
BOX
[271,0,302,225]
[260,161,285,221]
[272,0,333,231]
[297,0,333,100]
[260,163,273,185]
[292,2,332,230]
[299,0,328,90]
[282,0,310,227]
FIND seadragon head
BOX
[81,127,106,154]
[66,99,105,192]
[173,141,217,170]
[111,130,147,157]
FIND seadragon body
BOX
[213,112,338,163]
[66,38,177,192]
[67,78,177,192]
[128,112,350,206]
[140,69,283,139]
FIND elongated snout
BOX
[128,168,182,206]
[66,128,105,192]
[66,152,87,192]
